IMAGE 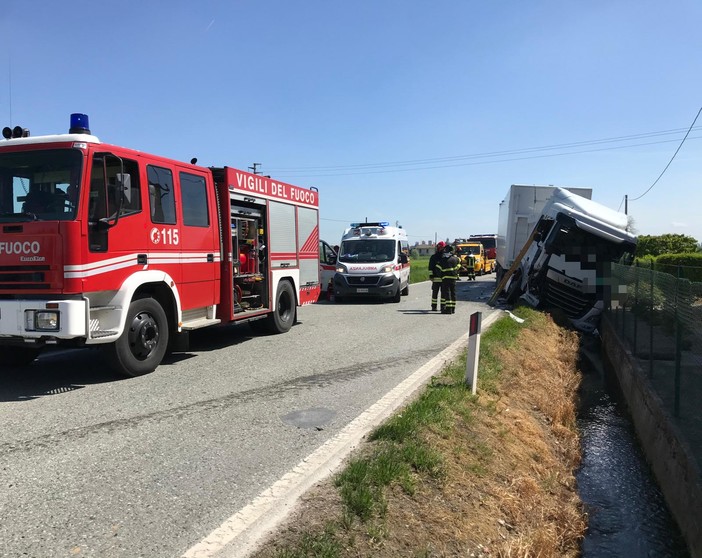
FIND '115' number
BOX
[150,227,180,245]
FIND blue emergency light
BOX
[69,113,91,134]
[350,221,390,227]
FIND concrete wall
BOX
[601,314,702,558]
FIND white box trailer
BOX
[496,184,592,282]
[500,187,636,333]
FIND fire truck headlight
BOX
[36,311,59,331]
[24,310,60,332]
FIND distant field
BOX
[410,255,430,284]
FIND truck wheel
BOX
[401,283,409,296]
[266,280,296,333]
[105,297,169,377]
[3,347,41,367]
[505,271,523,304]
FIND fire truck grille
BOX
[0,265,50,290]
[544,279,589,318]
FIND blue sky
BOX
[3,1,701,246]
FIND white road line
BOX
[182,310,501,558]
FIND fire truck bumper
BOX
[333,272,400,299]
[0,299,88,341]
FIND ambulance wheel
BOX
[3,347,41,367]
[266,280,296,333]
[105,297,169,377]
[392,286,401,303]
[401,283,409,296]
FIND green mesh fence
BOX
[607,262,702,465]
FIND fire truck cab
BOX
[0,114,320,376]
[333,222,410,303]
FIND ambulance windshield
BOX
[339,239,396,263]
[0,149,82,222]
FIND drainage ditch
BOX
[577,337,689,557]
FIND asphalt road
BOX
[0,275,500,558]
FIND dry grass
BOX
[253,312,587,558]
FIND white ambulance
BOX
[333,222,410,303]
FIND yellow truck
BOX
[453,239,494,276]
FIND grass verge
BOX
[253,306,586,558]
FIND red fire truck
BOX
[0,114,320,376]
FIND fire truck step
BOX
[91,330,118,339]
[90,305,121,313]
[181,317,221,331]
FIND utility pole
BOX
[624,194,628,215]
[249,163,262,175]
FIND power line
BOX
[629,107,702,202]
[266,126,702,176]
[273,134,702,178]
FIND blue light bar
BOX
[69,113,91,134]
[350,221,390,227]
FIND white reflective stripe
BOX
[63,252,221,279]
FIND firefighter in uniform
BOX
[438,243,460,314]
[428,241,445,311]
[466,252,476,281]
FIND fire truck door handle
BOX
[137,254,148,265]
[207,254,214,262]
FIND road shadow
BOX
[0,323,266,402]
[0,348,122,402]
[456,278,496,302]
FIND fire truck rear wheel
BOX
[268,280,296,333]
[106,297,169,377]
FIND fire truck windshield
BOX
[338,239,396,263]
[0,149,82,222]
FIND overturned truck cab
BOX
[504,188,636,333]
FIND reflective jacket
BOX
[438,253,460,280]
[428,251,443,282]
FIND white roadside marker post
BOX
[466,311,482,394]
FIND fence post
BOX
[633,261,639,353]
[622,280,627,337]
[649,260,654,379]
[674,265,682,417]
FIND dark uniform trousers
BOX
[431,278,442,310]
[438,254,460,314]
[428,251,443,310]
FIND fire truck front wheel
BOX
[105,297,170,377]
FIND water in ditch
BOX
[577,338,690,557]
